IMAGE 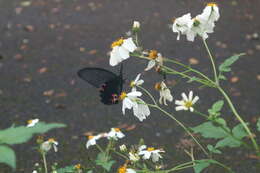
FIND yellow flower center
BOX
[184,101,193,108]
[130,81,135,87]
[111,38,124,48]
[114,128,121,132]
[48,138,56,143]
[117,165,127,173]
[154,82,161,91]
[74,164,81,170]
[147,147,155,151]
[149,50,158,60]
[27,119,33,124]
[207,2,217,7]
[119,92,127,100]
[88,136,94,140]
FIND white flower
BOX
[32,171,38,173]
[172,13,192,40]
[133,21,140,29]
[138,145,165,162]
[126,169,136,173]
[27,119,39,127]
[110,37,137,66]
[129,152,140,162]
[155,81,173,105]
[175,91,199,112]
[145,50,163,71]
[41,138,58,152]
[107,128,125,140]
[86,134,103,149]
[130,73,144,91]
[118,165,136,173]
[120,91,142,115]
[132,98,150,122]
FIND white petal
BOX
[127,91,142,97]
[181,92,188,101]
[110,46,122,66]
[136,80,144,86]
[188,91,193,101]
[122,38,137,52]
[145,60,156,71]
[126,168,136,173]
[134,73,141,83]
[175,106,187,111]
[190,107,194,112]
[175,100,184,106]
[192,96,199,104]
[119,46,130,60]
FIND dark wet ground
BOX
[1,0,260,172]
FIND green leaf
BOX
[0,122,66,145]
[215,136,241,148]
[56,165,74,173]
[95,153,115,171]
[218,74,227,80]
[208,100,224,117]
[194,160,211,173]
[232,124,248,139]
[207,144,222,154]
[0,145,16,169]
[219,53,245,72]
[191,122,229,139]
[214,118,227,127]
[257,118,260,131]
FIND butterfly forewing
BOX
[77,68,118,88]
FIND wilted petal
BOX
[145,60,156,71]
[122,38,137,52]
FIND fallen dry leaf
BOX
[43,90,54,96]
[189,57,199,65]
[38,67,48,74]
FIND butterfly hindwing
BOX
[78,67,123,105]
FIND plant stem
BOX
[154,105,209,156]
[218,86,259,154]
[203,39,219,85]
[42,152,48,173]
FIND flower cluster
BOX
[172,3,220,41]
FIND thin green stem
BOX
[138,86,158,106]
[96,144,105,153]
[203,39,219,85]
[154,105,209,156]
[218,86,259,154]
[42,152,48,173]
[112,150,129,160]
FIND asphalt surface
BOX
[0,0,260,172]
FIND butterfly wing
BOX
[78,67,123,105]
[77,68,118,88]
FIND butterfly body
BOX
[77,66,123,105]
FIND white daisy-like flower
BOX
[86,134,103,149]
[130,73,144,91]
[145,50,163,71]
[132,98,150,122]
[172,13,193,40]
[107,128,125,140]
[138,145,165,162]
[40,138,59,152]
[129,152,140,162]
[175,91,199,112]
[155,81,173,105]
[26,118,39,127]
[118,165,137,173]
[119,91,142,115]
[110,37,137,66]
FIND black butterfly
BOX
[77,65,124,105]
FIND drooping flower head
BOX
[86,134,103,149]
[175,91,199,112]
[155,81,173,105]
[40,138,58,153]
[145,50,163,71]
[110,37,137,66]
[172,13,192,40]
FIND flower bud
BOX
[132,21,140,32]
[119,144,127,152]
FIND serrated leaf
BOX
[194,160,211,173]
[257,118,260,132]
[219,53,245,72]
[208,100,224,116]
[207,144,222,154]
[232,124,248,139]
[0,145,16,169]
[56,165,74,173]
[191,122,229,139]
[0,122,66,145]
[215,136,242,148]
